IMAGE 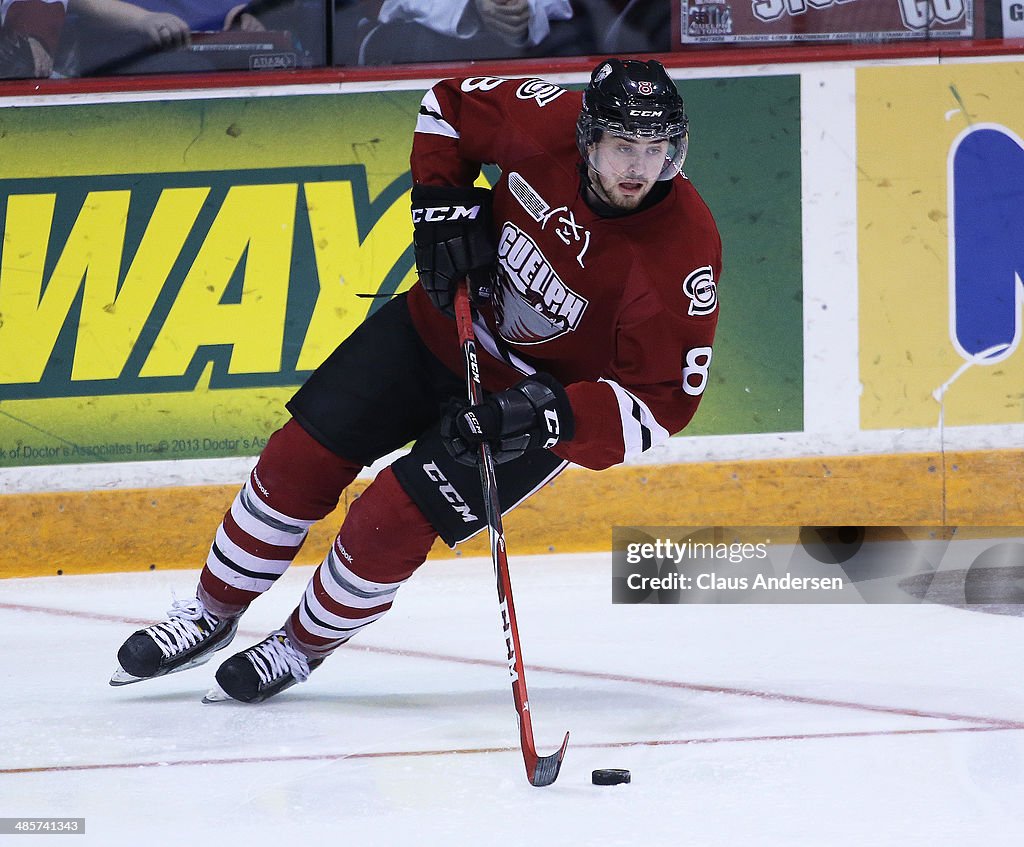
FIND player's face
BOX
[587,134,670,210]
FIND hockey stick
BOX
[453,284,570,787]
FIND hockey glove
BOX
[411,184,497,316]
[441,373,575,466]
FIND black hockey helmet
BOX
[576,58,688,181]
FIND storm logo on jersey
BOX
[682,265,717,316]
[493,223,589,345]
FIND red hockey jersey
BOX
[409,75,722,471]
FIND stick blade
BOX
[528,732,570,787]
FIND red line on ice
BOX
[1,725,1017,776]
[4,600,1022,733]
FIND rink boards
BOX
[1,55,1022,576]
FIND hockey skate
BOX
[110,596,239,686]
[203,630,322,704]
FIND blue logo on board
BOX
[949,125,1024,364]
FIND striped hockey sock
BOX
[198,474,318,617]
[286,466,438,658]
[286,536,405,658]
[196,419,360,618]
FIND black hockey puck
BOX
[592,768,631,785]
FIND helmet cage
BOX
[577,114,688,183]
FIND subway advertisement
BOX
[0,76,804,468]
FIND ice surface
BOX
[2,551,1024,846]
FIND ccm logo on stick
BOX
[412,204,481,223]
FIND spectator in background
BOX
[0,0,67,77]
[601,0,670,54]
[372,0,572,50]
[332,0,669,67]
[68,0,264,56]
[336,0,584,65]
[62,0,295,75]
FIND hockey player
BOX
[110,57,722,703]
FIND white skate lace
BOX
[147,595,217,659]
[245,631,312,685]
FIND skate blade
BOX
[109,666,145,686]
[109,649,222,688]
[201,684,233,704]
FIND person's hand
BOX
[224,4,267,31]
[136,12,190,48]
[26,37,53,77]
[474,0,530,45]
[0,31,41,78]
[411,184,496,316]
[441,374,575,466]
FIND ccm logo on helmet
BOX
[412,204,481,224]
[629,108,664,118]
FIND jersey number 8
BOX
[682,346,712,396]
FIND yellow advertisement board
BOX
[857,62,1024,430]
[0,94,420,465]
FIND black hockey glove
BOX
[441,373,575,466]
[411,184,497,316]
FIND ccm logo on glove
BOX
[411,184,497,315]
[412,204,483,223]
